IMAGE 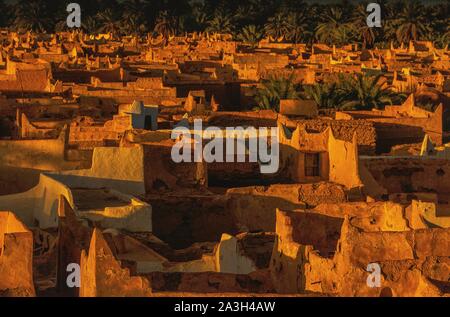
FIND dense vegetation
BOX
[0,0,448,48]
[255,73,407,111]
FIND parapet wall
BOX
[362,157,450,195]
[280,117,377,155]
[227,183,347,232]
[0,128,67,170]
[59,145,145,195]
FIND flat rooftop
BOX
[71,188,131,211]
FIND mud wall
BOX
[363,157,450,194]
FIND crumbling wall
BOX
[80,228,153,297]
[279,117,377,155]
[215,234,257,274]
[406,200,450,229]
[362,157,450,194]
[142,142,207,193]
[57,196,92,297]
[69,116,130,144]
[227,183,347,232]
[147,270,274,294]
[0,127,67,170]
[270,209,449,296]
[53,66,122,84]
[0,212,35,296]
[309,201,410,232]
[149,194,237,249]
[20,113,59,139]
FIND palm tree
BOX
[121,15,147,36]
[389,0,431,44]
[121,0,149,35]
[350,4,378,48]
[437,26,450,48]
[303,83,344,109]
[234,3,260,27]
[191,4,210,31]
[83,16,100,34]
[0,0,11,27]
[13,0,53,33]
[338,73,405,110]
[286,12,310,44]
[254,73,299,112]
[264,12,289,42]
[315,7,355,46]
[206,10,234,34]
[154,11,178,39]
[96,9,122,36]
[237,25,264,48]
[425,2,450,48]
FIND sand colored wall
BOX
[80,194,152,232]
[0,61,51,92]
[71,85,177,104]
[0,173,74,228]
[278,123,330,183]
[215,234,257,274]
[384,94,433,118]
[20,113,59,139]
[341,96,445,147]
[0,146,145,228]
[328,130,362,189]
[279,116,377,155]
[80,228,152,297]
[227,182,346,232]
[164,255,216,273]
[69,115,131,143]
[0,165,45,196]
[270,209,319,293]
[311,201,409,232]
[59,146,145,195]
[53,66,122,84]
[340,215,449,265]
[0,212,35,296]
[406,200,450,229]
[142,142,207,193]
[0,127,67,171]
[270,210,449,296]
[57,196,92,297]
[362,156,450,194]
[279,99,318,117]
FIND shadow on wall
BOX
[375,122,426,154]
[149,194,238,249]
